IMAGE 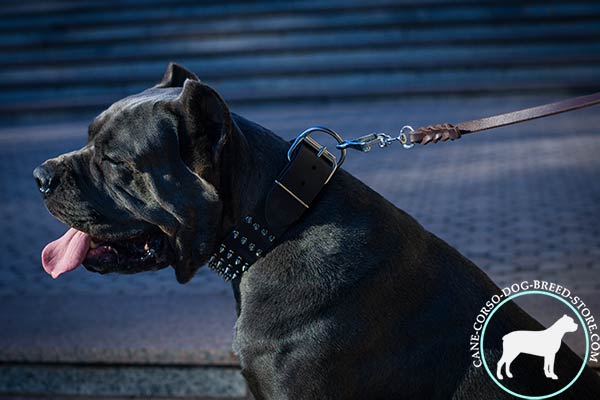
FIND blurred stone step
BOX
[1,1,596,49]
[0,0,415,18]
[2,4,599,67]
[1,64,598,116]
[0,0,475,31]
[0,364,247,399]
[0,0,479,17]
[0,293,244,398]
[3,0,592,33]
[0,8,434,48]
[0,0,598,125]
[2,396,246,400]
[2,42,598,90]
[0,294,238,365]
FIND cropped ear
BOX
[175,79,233,167]
[155,62,199,88]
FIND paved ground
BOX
[1,94,599,397]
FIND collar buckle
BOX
[287,126,346,184]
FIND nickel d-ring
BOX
[398,125,415,149]
[287,126,347,169]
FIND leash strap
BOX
[409,92,600,145]
[208,132,343,281]
[336,92,600,151]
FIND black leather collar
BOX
[208,130,344,281]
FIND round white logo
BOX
[470,280,598,399]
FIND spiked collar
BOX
[208,127,346,281]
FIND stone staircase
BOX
[1,1,599,399]
[1,0,599,125]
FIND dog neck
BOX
[206,115,290,280]
[209,114,338,281]
[231,114,291,225]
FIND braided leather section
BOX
[409,123,461,145]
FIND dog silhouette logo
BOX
[496,314,578,381]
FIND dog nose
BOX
[33,164,57,194]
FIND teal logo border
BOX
[480,290,590,399]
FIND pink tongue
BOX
[41,228,91,279]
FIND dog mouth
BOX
[41,227,173,278]
[85,231,172,275]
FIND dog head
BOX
[558,314,578,333]
[34,63,245,283]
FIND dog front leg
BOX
[504,353,517,379]
[496,357,505,380]
[546,353,558,380]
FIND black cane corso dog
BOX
[34,64,600,399]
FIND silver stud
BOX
[208,255,216,265]
[219,245,226,253]
[232,230,239,239]
[226,250,234,259]
[224,265,231,274]
[235,256,242,265]
[252,223,260,231]
[268,235,275,242]
[248,243,255,251]
[245,216,252,224]
[242,263,250,272]
[255,249,263,257]
[230,272,238,280]
[216,260,224,271]
[261,228,268,236]
[240,236,247,245]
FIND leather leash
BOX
[209,93,600,281]
[411,92,600,145]
[338,92,600,150]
